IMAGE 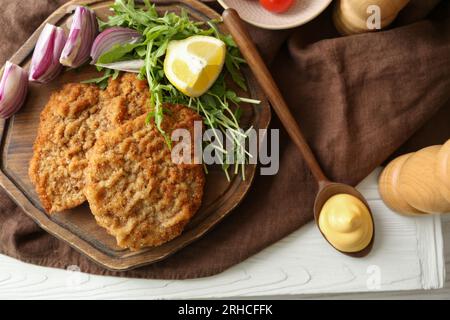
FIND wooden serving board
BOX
[0,0,271,271]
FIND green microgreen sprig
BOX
[86,0,260,180]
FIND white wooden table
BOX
[0,168,448,300]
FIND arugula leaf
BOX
[90,0,259,180]
[97,42,144,64]
[225,54,247,91]
[82,69,113,89]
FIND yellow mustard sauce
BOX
[319,194,373,253]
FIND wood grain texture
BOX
[0,169,445,299]
[437,139,450,191]
[333,0,410,35]
[378,153,424,215]
[398,146,450,214]
[0,0,271,271]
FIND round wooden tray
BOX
[0,0,271,271]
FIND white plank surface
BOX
[0,168,446,299]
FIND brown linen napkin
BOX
[0,0,449,279]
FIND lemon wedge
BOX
[164,35,226,98]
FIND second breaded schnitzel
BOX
[29,73,149,213]
[85,105,205,250]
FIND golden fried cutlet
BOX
[29,73,149,213]
[84,105,205,250]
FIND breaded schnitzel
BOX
[29,73,149,213]
[84,105,205,250]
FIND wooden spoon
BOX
[222,8,374,257]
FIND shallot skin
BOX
[29,23,67,83]
[90,27,142,64]
[60,6,98,68]
[0,61,28,119]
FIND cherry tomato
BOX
[259,0,294,13]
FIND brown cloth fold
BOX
[0,0,449,279]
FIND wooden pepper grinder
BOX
[333,0,410,35]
